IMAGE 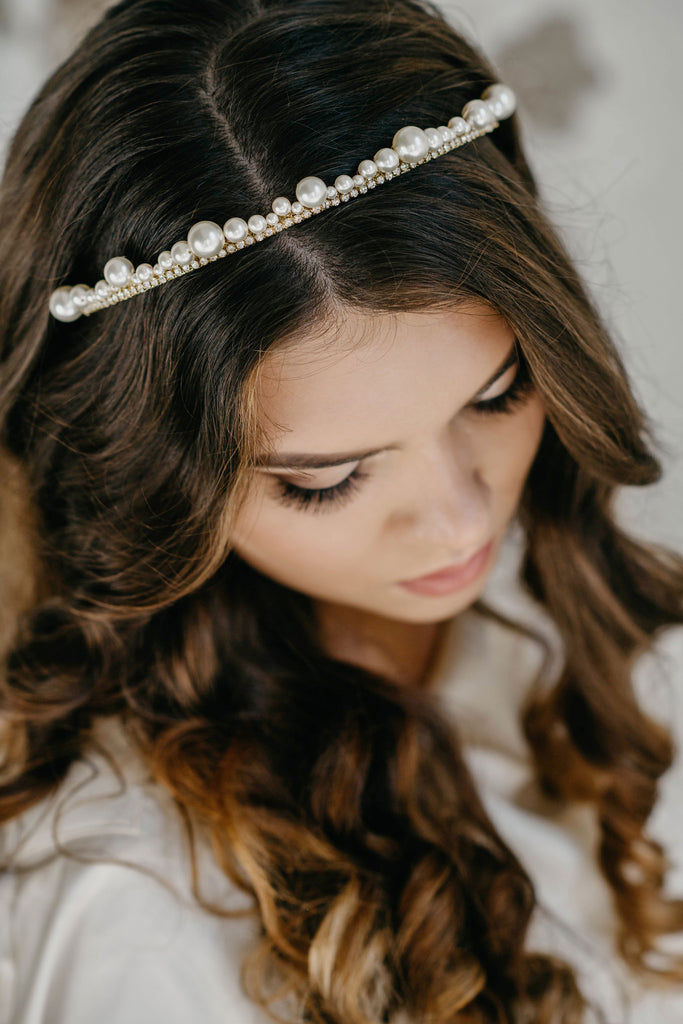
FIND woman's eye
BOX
[469,357,534,416]
[269,358,535,515]
[272,466,369,513]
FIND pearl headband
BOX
[48,83,516,323]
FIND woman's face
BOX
[230,301,546,625]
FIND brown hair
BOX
[1,1,682,1021]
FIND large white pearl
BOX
[482,83,516,119]
[271,196,291,217]
[70,285,91,308]
[188,221,224,258]
[295,176,327,209]
[391,126,430,163]
[104,256,134,288]
[462,99,495,128]
[171,242,192,266]
[247,214,267,235]
[373,148,400,172]
[223,217,249,243]
[49,287,81,322]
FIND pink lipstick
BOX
[399,539,494,597]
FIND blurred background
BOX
[1,0,681,548]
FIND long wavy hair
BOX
[1,1,682,1021]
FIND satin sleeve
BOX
[2,852,269,1024]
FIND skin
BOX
[230,301,546,686]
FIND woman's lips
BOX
[398,539,494,597]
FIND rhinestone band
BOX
[48,83,516,322]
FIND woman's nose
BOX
[390,433,492,554]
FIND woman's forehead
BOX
[251,303,514,442]
[260,300,506,384]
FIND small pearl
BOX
[392,125,430,163]
[352,174,364,187]
[291,201,304,215]
[247,214,267,235]
[187,220,225,258]
[334,174,354,194]
[70,284,91,308]
[295,176,327,209]
[358,159,378,179]
[272,196,291,216]
[223,217,249,243]
[158,250,173,270]
[462,99,495,128]
[448,116,468,136]
[95,279,111,299]
[266,212,279,226]
[439,125,455,142]
[482,83,517,119]
[171,241,192,266]
[326,186,337,199]
[373,148,400,172]
[49,287,81,322]
[135,264,153,282]
[423,128,443,151]
[104,256,134,288]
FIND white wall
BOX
[1,0,680,548]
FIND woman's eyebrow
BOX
[256,341,519,471]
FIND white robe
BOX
[2,531,683,1023]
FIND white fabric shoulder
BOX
[0,718,269,1024]
[430,525,683,1024]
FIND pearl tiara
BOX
[48,83,516,323]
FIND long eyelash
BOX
[273,360,535,513]
[274,467,369,512]
[470,357,534,416]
